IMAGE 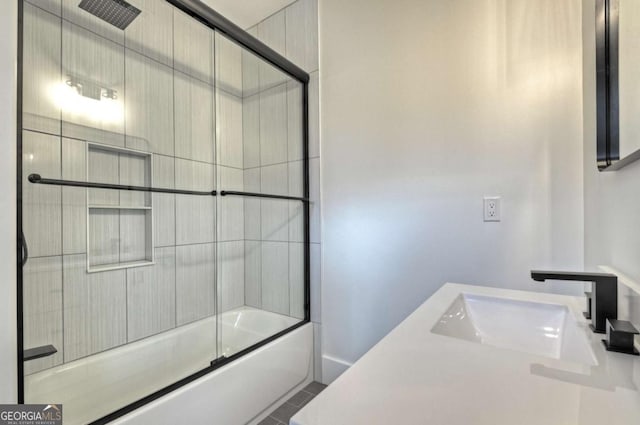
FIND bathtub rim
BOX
[91,318,309,424]
[24,306,302,384]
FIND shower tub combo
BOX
[26,308,312,424]
[17,0,312,423]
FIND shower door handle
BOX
[19,230,28,267]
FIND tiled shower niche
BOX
[20,1,309,420]
[86,144,154,272]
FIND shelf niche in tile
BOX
[86,143,154,272]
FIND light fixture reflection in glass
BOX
[50,80,123,124]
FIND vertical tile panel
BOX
[23,3,61,135]
[127,246,176,341]
[260,84,288,166]
[23,256,63,375]
[152,155,175,247]
[310,158,321,243]
[216,90,243,168]
[22,131,62,258]
[260,163,289,196]
[87,146,119,206]
[242,93,260,169]
[26,0,61,17]
[62,0,124,45]
[257,10,287,90]
[119,152,149,207]
[125,49,174,156]
[125,0,174,66]
[244,240,261,308]
[176,157,214,192]
[285,0,318,72]
[62,138,86,254]
[174,71,215,163]
[288,161,304,242]
[287,81,304,161]
[261,241,289,315]
[306,0,319,71]
[88,209,119,267]
[218,166,244,241]
[176,243,216,325]
[215,32,243,97]
[174,195,216,245]
[173,9,212,83]
[153,154,175,189]
[287,160,304,199]
[261,164,289,241]
[243,168,261,241]
[218,241,245,312]
[309,71,320,158]
[241,35,260,98]
[260,60,291,91]
[175,159,216,244]
[310,243,321,323]
[285,0,319,72]
[261,198,288,241]
[61,20,125,146]
[63,254,127,361]
[120,210,149,263]
[284,0,306,68]
[289,242,304,319]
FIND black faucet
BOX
[530,270,617,334]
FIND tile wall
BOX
[244,0,321,380]
[21,0,310,375]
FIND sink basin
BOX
[431,294,597,365]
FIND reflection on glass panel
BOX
[218,237,303,358]
[22,4,218,424]
[217,29,305,357]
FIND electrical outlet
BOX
[484,196,501,222]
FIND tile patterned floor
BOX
[258,382,327,425]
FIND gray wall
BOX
[318,0,586,382]
[583,0,640,331]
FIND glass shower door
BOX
[215,30,307,358]
[19,1,308,423]
[20,2,219,423]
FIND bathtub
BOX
[25,307,313,425]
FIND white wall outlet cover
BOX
[484,196,501,222]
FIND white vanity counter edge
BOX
[291,283,640,425]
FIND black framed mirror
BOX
[596,0,640,171]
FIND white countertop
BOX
[291,283,640,425]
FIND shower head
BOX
[78,0,141,30]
